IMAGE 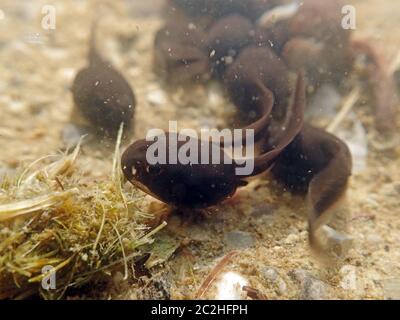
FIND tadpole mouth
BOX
[126,175,165,203]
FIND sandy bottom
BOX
[0,0,399,299]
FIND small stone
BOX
[320,225,354,257]
[7,99,29,115]
[283,233,299,245]
[147,89,167,106]
[289,269,330,300]
[262,267,287,295]
[339,265,358,290]
[289,269,310,284]
[382,279,400,300]
[224,231,255,250]
[58,68,76,82]
[366,234,382,249]
[273,245,283,252]
[301,277,328,300]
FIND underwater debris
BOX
[0,128,165,299]
[215,271,248,300]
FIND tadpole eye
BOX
[146,165,162,176]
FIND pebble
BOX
[289,269,331,300]
[365,233,383,250]
[283,233,300,245]
[320,225,354,257]
[262,267,287,295]
[58,68,76,82]
[6,99,29,115]
[224,231,255,250]
[147,89,167,106]
[381,279,400,300]
[339,265,358,291]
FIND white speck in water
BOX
[147,89,167,106]
[95,81,100,86]
[225,56,234,64]
[257,2,300,29]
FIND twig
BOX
[92,204,107,251]
[112,123,128,215]
[326,87,360,133]
[243,286,267,300]
[111,222,129,281]
[0,189,78,222]
[54,176,65,191]
[195,251,237,299]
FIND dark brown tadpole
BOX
[224,46,292,119]
[271,124,352,252]
[72,23,136,136]
[154,18,209,84]
[121,73,306,209]
[206,15,255,77]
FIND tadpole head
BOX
[121,139,170,201]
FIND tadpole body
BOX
[72,24,136,136]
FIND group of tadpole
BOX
[72,0,398,254]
